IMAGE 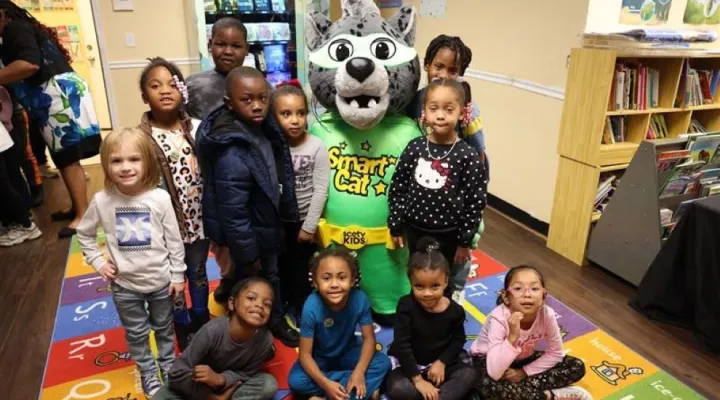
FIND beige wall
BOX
[95,0,199,128]
[400,0,587,222]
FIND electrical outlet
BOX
[125,33,136,47]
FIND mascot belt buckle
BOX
[340,225,369,250]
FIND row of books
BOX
[205,0,285,13]
[658,133,720,197]
[601,116,627,144]
[608,63,660,111]
[13,0,73,10]
[676,61,720,107]
[688,119,707,134]
[646,114,669,139]
[594,175,620,220]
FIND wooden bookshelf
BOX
[548,47,720,266]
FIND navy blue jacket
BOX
[195,106,298,267]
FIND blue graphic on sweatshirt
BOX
[115,207,152,251]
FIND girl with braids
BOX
[0,1,101,238]
[406,34,490,178]
[136,57,210,350]
[386,237,477,400]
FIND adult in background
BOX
[0,1,100,238]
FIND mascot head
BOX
[306,0,420,130]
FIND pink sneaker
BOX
[552,386,593,400]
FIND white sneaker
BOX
[40,164,59,179]
[552,386,593,400]
[0,223,42,246]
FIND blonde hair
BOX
[100,127,160,192]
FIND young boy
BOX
[186,17,248,120]
[195,66,300,348]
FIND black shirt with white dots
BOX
[388,137,487,247]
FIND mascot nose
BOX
[346,57,375,83]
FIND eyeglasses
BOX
[507,286,545,297]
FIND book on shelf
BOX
[647,114,669,139]
[689,119,707,134]
[601,116,627,144]
[659,160,706,197]
[608,63,659,111]
[656,149,690,172]
[675,60,720,107]
[686,132,720,162]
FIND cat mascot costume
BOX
[305,0,422,321]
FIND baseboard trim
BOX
[487,194,549,236]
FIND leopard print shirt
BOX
[151,127,205,243]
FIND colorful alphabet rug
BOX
[40,235,704,399]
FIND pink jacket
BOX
[470,304,565,380]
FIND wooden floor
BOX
[0,164,718,399]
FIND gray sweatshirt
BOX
[168,316,275,399]
[186,69,226,120]
[290,135,329,233]
[76,188,187,293]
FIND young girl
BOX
[406,34,488,176]
[470,266,591,400]
[288,248,391,400]
[272,83,329,317]
[389,78,487,299]
[155,277,278,400]
[76,128,186,398]
[137,57,209,349]
[387,237,477,400]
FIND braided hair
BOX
[408,237,450,279]
[423,35,472,76]
[0,1,72,63]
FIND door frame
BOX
[90,0,120,129]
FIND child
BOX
[470,265,591,400]
[195,66,300,347]
[272,83,329,317]
[389,78,487,299]
[76,128,186,398]
[288,248,391,400]
[387,237,477,400]
[137,57,210,349]
[406,34,488,176]
[186,17,248,120]
[154,277,279,400]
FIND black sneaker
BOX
[271,319,300,348]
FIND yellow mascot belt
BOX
[317,219,395,250]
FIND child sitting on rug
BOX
[386,237,477,400]
[154,277,278,400]
[137,57,210,350]
[288,248,391,400]
[76,128,186,398]
[470,265,591,400]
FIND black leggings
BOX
[278,220,316,313]
[386,359,477,400]
[0,147,31,227]
[473,352,586,400]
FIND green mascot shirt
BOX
[311,111,422,314]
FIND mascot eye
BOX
[328,39,354,62]
[370,38,396,60]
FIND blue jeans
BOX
[288,347,391,399]
[111,283,175,373]
[173,239,210,325]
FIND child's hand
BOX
[413,376,439,400]
[454,246,472,265]
[192,365,226,389]
[507,311,523,345]
[502,368,527,383]
[297,229,314,243]
[98,260,117,281]
[345,369,366,399]
[322,380,349,400]
[392,236,404,249]
[208,382,241,400]
[426,360,446,387]
[168,282,185,298]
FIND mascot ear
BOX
[388,6,417,46]
[306,11,332,52]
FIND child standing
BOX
[470,266,591,400]
[288,248,391,400]
[154,277,279,400]
[186,17,248,120]
[76,128,186,398]
[406,34,488,174]
[389,79,487,299]
[387,237,477,400]
[137,57,210,349]
[195,66,300,347]
[272,83,329,317]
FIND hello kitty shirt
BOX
[388,137,487,247]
